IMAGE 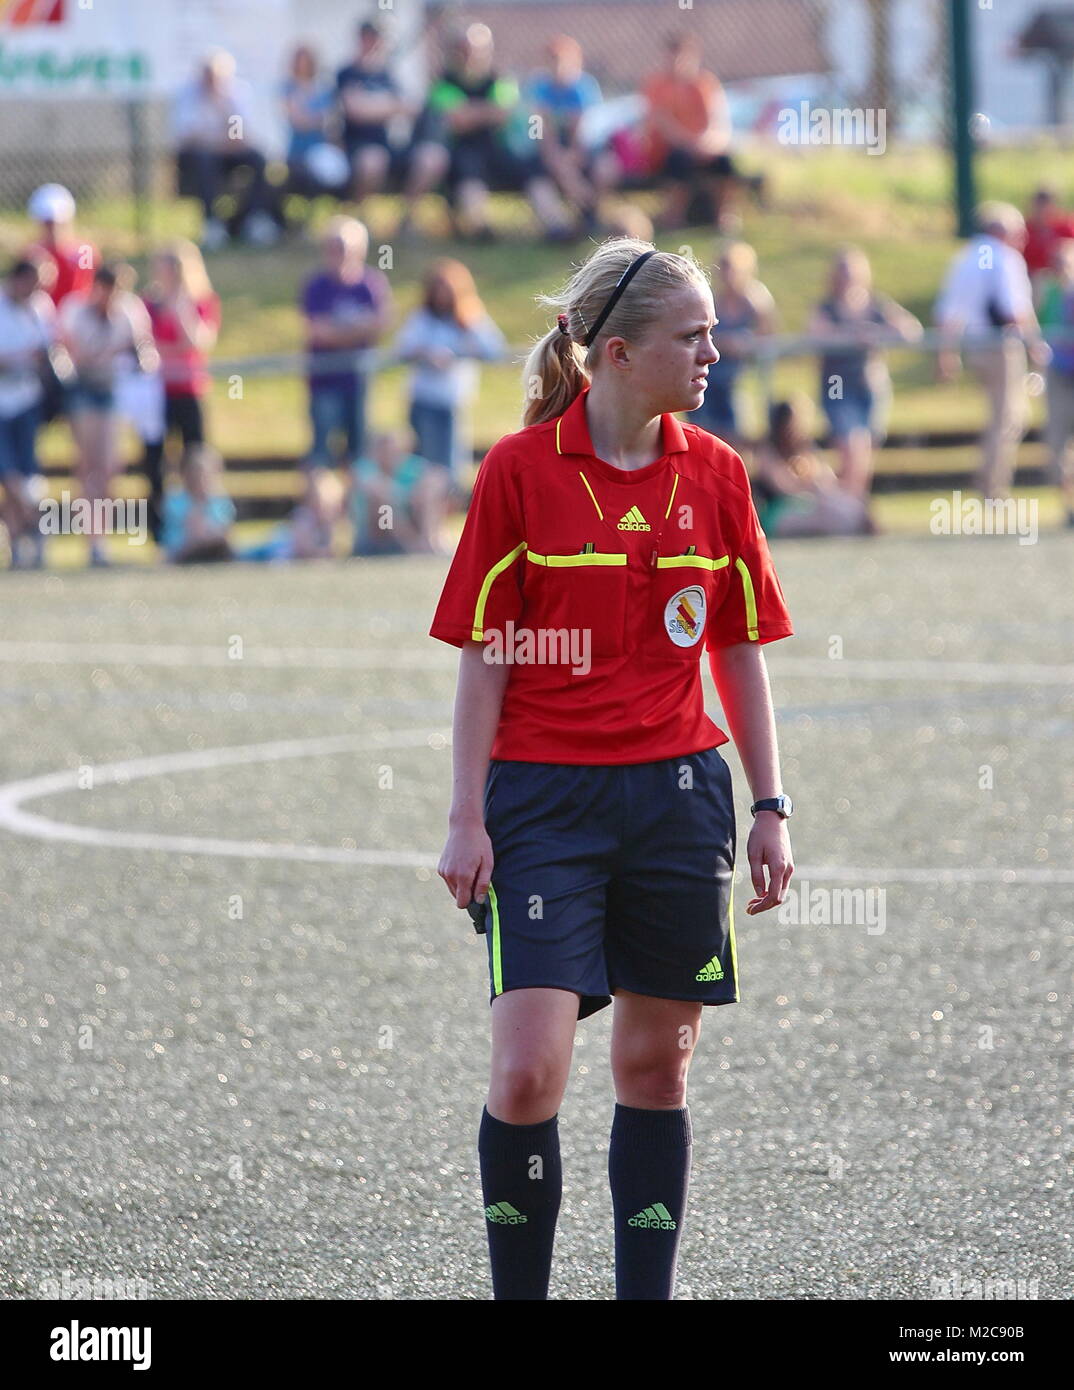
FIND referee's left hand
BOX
[745,813,794,914]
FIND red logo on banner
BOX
[2,0,65,26]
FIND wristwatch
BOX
[751,794,794,819]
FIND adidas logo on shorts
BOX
[617,506,651,531]
[485,1200,527,1225]
[628,1202,677,1230]
[695,955,725,981]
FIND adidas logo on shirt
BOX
[617,506,650,531]
[695,956,725,981]
[485,1200,527,1225]
[628,1202,677,1230]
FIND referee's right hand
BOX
[439,819,495,909]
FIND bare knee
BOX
[613,1056,692,1110]
[489,1058,567,1124]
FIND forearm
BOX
[707,642,784,800]
[448,640,511,825]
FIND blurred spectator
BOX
[0,259,55,569]
[241,467,345,562]
[809,247,922,502]
[173,51,280,250]
[111,263,166,546]
[523,36,618,237]
[393,258,506,477]
[282,43,348,195]
[350,429,450,556]
[142,241,221,541]
[1038,238,1074,527]
[752,398,871,537]
[59,265,158,567]
[422,24,573,242]
[1022,185,1074,281]
[642,34,739,233]
[161,443,236,563]
[301,217,392,469]
[601,202,654,243]
[687,241,775,450]
[336,20,413,205]
[25,183,98,307]
[936,202,1050,500]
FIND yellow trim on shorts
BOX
[489,884,503,996]
[728,877,739,1002]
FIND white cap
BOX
[28,183,76,224]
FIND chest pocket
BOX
[523,545,628,661]
[649,551,731,658]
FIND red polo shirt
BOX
[429,386,794,764]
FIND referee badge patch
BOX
[664,586,706,647]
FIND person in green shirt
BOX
[421,24,573,242]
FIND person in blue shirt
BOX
[161,443,235,563]
[350,428,450,556]
[392,258,506,478]
[282,46,335,163]
[525,36,619,237]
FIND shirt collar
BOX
[554,385,689,460]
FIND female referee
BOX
[431,238,795,1300]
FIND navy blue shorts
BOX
[479,747,739,1020]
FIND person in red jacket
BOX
[430,238,795,1300]
[25,184,98,307]
[1023,186,1074,281]
[142,240,221,542]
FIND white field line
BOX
[0,732,1070,882]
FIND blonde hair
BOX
[157,238,213,301]
[976,200,1026,240]
[522,237,709,427]
[323,215,368,258]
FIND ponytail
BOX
[521,236,709,429]
[521,325,590,427]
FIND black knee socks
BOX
[608,1103,692,1300]
[478,1106,562,1300]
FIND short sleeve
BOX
[429,444,527,648]
[579,73,602,107]
[706,461,794,651]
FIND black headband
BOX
[583,249,657,347]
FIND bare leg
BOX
[610,990,701,1109]
[399,142,450,227]
[455,177,490,236]
[409,469,449,552]
[834,427,875,499]
[352,143,390,203]
[487,987,579,1124]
